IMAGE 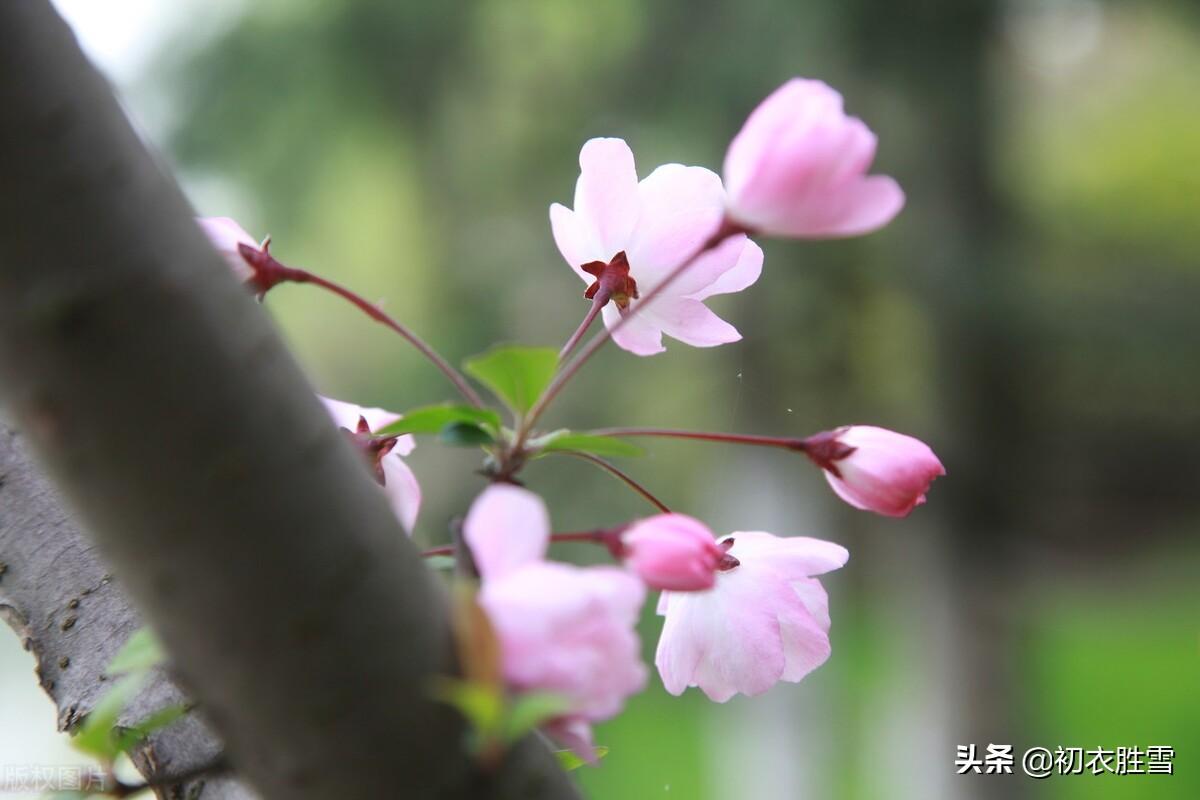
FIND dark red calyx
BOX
[716,537,740,572]
[580,251,639,310]
[340,417,401,485]
[798,428,856,478]
[237,239,297,297]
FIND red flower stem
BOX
[558,288,609,361]
[590,427,808,452]
[421,529,618,559]
[557,450,671,513]
[515,218,746,447]
[282,267,485,408]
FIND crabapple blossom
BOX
[805,425,944,517]
[619,514,725,591]
[320,396,421,533]
[197,216,260,284]
[463,485,647,758]
[723,79,905,238]
[550,137,763,356]
[656,531,848,702]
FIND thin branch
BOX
[556,451,671,513]
[589,427,806,451]
[558,291,608,361]
[284,268,485,408]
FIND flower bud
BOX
[723,79,904,239]
[621,514,724,591]
[807,425,944,517]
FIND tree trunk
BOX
[0,2,578,798]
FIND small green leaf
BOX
[377,405,502,437]
[556,745,610,770]
[424,555,457,571]
[531,430,644,459]
[72,674,145,760]
[431,677,504,738]
[504,692,572,742]
[438,422,495,447]
[113,703,189,754]
[463,346,559,415]
[107,628,165,676]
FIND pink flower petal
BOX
[197,216,258,282]
[543,717,598,765]
[550,202,604,285]
[685,237,764,301]
[621,514,723,591]
[319,395,402,434]
[724,80,846,204]
[463,485,550,579]
[481,562,646,720]
[626,163,725,282]
[654,531,846,701]
[381,452,421,534]
[777,578,833,683]
[821,425,944,517]
[574,138,640,257]
[723,78,904,239]
[601,303,665,356]
[722,531,849,576]
[643,297,741,348]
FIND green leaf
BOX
[463,346,559,415]
[72,674,145,760]
[504,692,572,742]
[113,702,188,754]
[530,430,644,459]
[107,628,165,676]
[424,554,457,571]
[438,421,495,447]
[555,745,610,770]
[376,405,501,437]
[431,677,504,738]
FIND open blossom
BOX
[656,531,848,702]
[198,216,260,284]
[550,137,763,356]
[723,79,904,239]
[620,514,725,591]
[463,485,646,754]
[807,425,944,517]
[320,396,421,533]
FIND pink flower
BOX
[806,425,944,517]
[320,396,421,533]
[656,531,848,702]
[197,216,259,284]
[463,485,647,751]
[723,79,905,239]
[620,514,725,591]
[550,138,763,356]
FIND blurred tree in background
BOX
[124,0,1200,796]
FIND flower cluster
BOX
[201,78,943,764]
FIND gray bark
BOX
[1,424,253,799]
[0,2,578,798]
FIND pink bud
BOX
[723,79,905,239]
[809,426,944,517]
[621,514,724,591]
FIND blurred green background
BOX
[4,0,1199,798]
